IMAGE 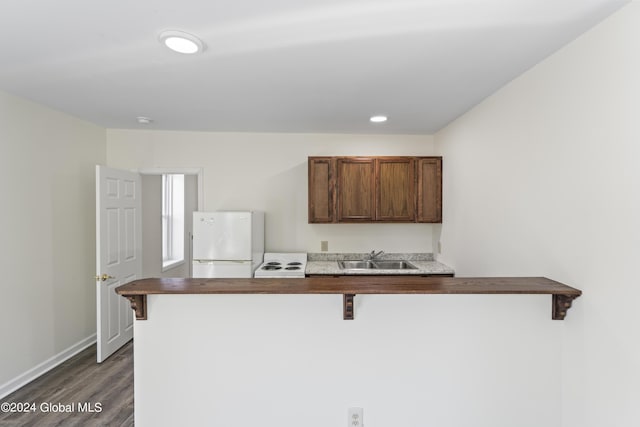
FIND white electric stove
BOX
[254,253,307,278]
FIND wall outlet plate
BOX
[321,240,328,251]
[348,407,363,427]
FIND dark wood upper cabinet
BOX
[308,157,335,223]
[416,157,442,223]
[308,156,442,224]
[337,158,375,221]
[376,157,415,222]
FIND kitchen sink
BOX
[338,260,376,269]
[372,261,417,269]
[338,260,418,270]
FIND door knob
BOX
[95,274,115,281]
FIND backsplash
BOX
[307,252,434,261]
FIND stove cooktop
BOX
[254,253,307,278]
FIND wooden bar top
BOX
[116,276,581,321]
[116,276,580,295]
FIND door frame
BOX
[139,168,204,278]
[138,168,204,212]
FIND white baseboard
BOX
[0,334,97,400]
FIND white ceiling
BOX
[0,0,628,134]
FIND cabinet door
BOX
[308,157,335,223]
[376,157,415,221]
[416,157,442,223]
[337,158,375,221]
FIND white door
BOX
[95,165,142,363]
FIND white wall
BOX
[435,3,640,427]
[107,131,437,253]
[0,90,105,395]
[135,293,563,427]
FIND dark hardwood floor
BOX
[0,341,133,427]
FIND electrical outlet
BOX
[348,407,363,427]
[438,241,442,253]
[321,240,329,251]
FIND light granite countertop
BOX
[305,253,455,276]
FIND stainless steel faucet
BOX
[367,250,384,260]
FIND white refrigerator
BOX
[192,211,264,278]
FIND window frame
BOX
[162,173,185,271]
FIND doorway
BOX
[140,169,202,278]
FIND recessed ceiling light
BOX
[370,115,388,123]
[158,30,204,54]
[137,116,153,124]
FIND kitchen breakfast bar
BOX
[116,276,581,321]
[116,276,581,427]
